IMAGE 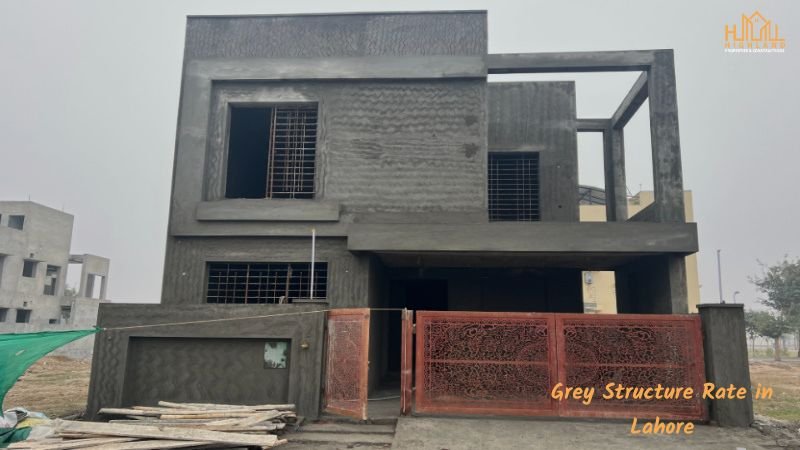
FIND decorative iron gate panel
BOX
[414,311,707,421]
[415,311,558,416]
[324,308,370,420]
[555,314,706,420]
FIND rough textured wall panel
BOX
[162,236,370,307]
[204,81,486,212]
[87,304,325,419]
[185,13,486,59]
[488,82,578,221]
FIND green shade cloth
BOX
[0,329,99,407]
[0,427,31,448]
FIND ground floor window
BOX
[206,262,328,304]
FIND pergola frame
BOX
[488,50,685,224]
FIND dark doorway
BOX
[387,279,447,374]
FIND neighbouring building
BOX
[88,11,753,426]
[579,189,701,313]
[0,201,110,359]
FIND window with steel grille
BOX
[488,152,540,221]
[206,262,328,304]
[225,104,318,200]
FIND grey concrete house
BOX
[0,201,110,358]
[91,11,754,425]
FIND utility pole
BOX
[717,249,724,303]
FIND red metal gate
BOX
[413,311,706,420]
[323,308,370,420]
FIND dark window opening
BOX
[16,309,31,323]
[44,265,59,295]
[49,318,58,324]
[225,104,318,200]
[22,260,38,278]
[207,262,328,304]
[8,215,25,230]
[0,308,7,322]
[488,152,540,221]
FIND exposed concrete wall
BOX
[698,304,754,427]
[184,12,487,59]
[87,303,325,420]
[488,82,579,221]
[162,236,372,307]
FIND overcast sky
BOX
[1,0,797,308]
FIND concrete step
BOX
[300,423,396,434]
[319,413,398,426]
[289,431,394,446]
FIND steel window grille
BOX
[488,152,540,221]
[207,262,328,304]
[268,106,318,199]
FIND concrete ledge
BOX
[188,56,487,81]
[347,222,698,254]
[196,199,341,222]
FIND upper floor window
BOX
[488,152,540,221]
[8,215,24,230]
[22,260,38,278]
[207,262,327,304]
[225,104,318,200]
[43,265,60,295]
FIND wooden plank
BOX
[159,412,253,420]
[98,408,161,416]
[80,440,210,450]
[55,420,279,447]
[157,401,295,410]
[131,407,257,414]
[19,437,136,450]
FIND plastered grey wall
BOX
[488,82,579,221]
[162,236,374,307]
[184,12,486,59]
[87,303,325,419]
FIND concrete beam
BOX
[196,199,341,222]
[487,50,656,74]
[611,71,648,129]
[647,50,686,222]
[576,118,609,132]
[347,222,698,254]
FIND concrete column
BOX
[99,276,108,300]
[603,128,627,222]
[698,304,754,427]
[647,50,685,223]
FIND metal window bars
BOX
[206,262,328,304]
[488,152,541,221]
[267,105,318,199]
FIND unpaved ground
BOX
[3,356,91,418]
[751,359,800,422]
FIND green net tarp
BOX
[0,328,99,407]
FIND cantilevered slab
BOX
[347,222,697,254]
[487,50,656,73]
[196,199,341,222]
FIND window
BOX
[0,308,7,322]
[49,318,58,324]
[8,215,24,230]
[225,104,318,200]
[43,265,59,295]
[207,262,328,304]
[22,260,38,278]
[488,152,540,221]
[15,309,31,323]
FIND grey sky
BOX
[1,0,797,307]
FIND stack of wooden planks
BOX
[10,401,296,449]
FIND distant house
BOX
[0,201,110,358]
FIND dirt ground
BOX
[4,356,800,425]
[3,356,91,418]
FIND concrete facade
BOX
[0,201,110,359]
[90,11,705,420]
